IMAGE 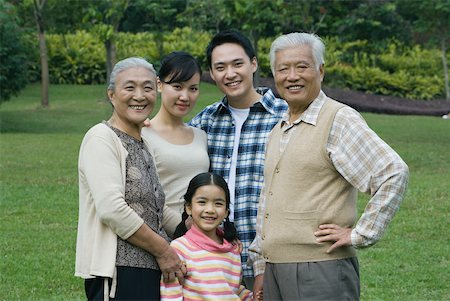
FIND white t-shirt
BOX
[227,106,250,221]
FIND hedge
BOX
[26,28,447,100]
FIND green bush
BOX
[324,38,446,100]
[28,29,446,100]
[257,37,272,77]
[115,32,159,63]
[163,27,211,69]
[376,42,442,76]
[46,31,105,84]
[39,28,212,85]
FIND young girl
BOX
[142,52,209,238]
[160,172,254,301]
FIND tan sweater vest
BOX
[261,98,357,263]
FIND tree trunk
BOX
[105,39,117,86]
[441,38,449,101]
[33,0,49,107]
[38,30,49,107]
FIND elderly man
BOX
[249,32,409,300]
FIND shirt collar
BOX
[281,90,327,127]
[218,87,280,114]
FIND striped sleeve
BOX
[160,278,183,301]
[237,284,253,301]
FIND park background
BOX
[0,0,449,300]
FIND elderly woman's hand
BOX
[156,245,187,284]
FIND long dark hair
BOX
[173,172,238,242]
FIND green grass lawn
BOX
[1,83,449,300]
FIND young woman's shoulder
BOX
[190,126,207,140]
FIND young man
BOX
[189,30,288,288]
[248,32,409,300]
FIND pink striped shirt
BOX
[160,225,252,301]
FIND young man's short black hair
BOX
[206,29,256,68]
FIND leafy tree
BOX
[122,0,185,62]
[42,0,86,34]
[13,0,88,34]
[121,0,186,64]
[10,0,51,107]
[176,0,228,33]
[11,0,84,107]
[0,0,30,102]
[83,0,130,84]
[220,0,283,84]
[319,0,412,53]
[277,0,333,34]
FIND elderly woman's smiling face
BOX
[108,66,157,134]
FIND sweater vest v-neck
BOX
[261,98,357,263]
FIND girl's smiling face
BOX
[186,184,229,241]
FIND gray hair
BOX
[269,32,325,75]
[108,57,156,91]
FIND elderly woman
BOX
[75,57,186,301]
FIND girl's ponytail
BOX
[223,217,238,242]
[173,210,189,239]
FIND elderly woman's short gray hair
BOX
[108,57,156,91]
[269,32,325,75]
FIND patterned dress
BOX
[108,123,169,270]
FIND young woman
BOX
[75,57,186,300]
[160,172,256,301]
[141,52,209,239]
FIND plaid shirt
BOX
[189,87,288,277]
[249,90,409,276]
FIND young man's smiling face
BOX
[209,43,258,107]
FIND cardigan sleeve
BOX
[79,127,144,239]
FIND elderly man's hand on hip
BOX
[314,224,352,253]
